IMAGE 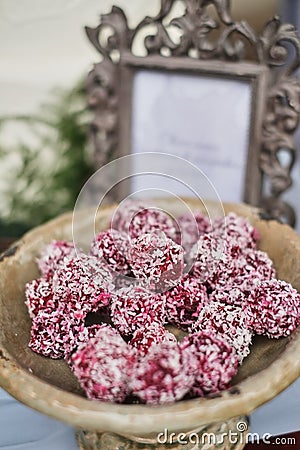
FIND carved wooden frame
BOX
[85,0,300,226]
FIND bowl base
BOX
[76,415,248,449]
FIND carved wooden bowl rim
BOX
[0,199,300,436]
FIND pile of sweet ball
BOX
[25,201,300,405]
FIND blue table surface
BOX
[0,377,299,449]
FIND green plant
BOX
[0,80,93,237]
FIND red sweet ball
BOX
[111,199,176,240]
[190,234,228,289]
[233,248,275,292]
[214,248,276,295]
[245,279,300,338]
[176,211,211,252]
[111,199,147,234]
[52,254,113,315]
[165,275,209,330]
[190,226,265,292]
[110,286,166,336]
[26,264,110,359]
[212,212,259,250]
[64,324,104,365]
[29,308,86,359]
[25,277,57,319]
[190,301,253,362]
[128,208,177,241]
[76,324,104,343]
[90,229,131,274]
[69,324,136,402]
[37,240,78,278]
[129,323,176,355]
[129,340,197,404]
[180,331,238,396]
[209,286,246,308]
[128,233,184,291]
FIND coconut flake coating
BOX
[90,229,131,274]
[165,275,209,330]
[69,324,136,402]
[213,212,259,250]
[190,231,272,293]
[25,276,108,359]
[129,323,176,355]
[129,341,197,404]
[25,277,57,319]
[128,208,177,241]
[111,286,166,336]
[76,324,104,345]
[111,199,148,234]
[52,254,113,314]
[176,211,211,251]
[180,331,238,396]
[190,234,227,289]
[111,199,176,240]
[64,324,104,364]
[245,279,300,338]
[37,240,78,279]
[214,248,276,295]
[128,233,184,291]
[28,291,108,360]
[209,286,246,308]
[190,301,253,362]
[28,255,114,359]
[190,230,266,292]
[29,307,86,359]
[232,249,275,293]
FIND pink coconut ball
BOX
[165,275,209,330]
[69,324,136,402]
[209,286,246,308]
[52,254,114,315]
[189,301,253,363]
[110,286,166,336]
[128,208,177,241]
[232,248,276,292]
[111,199,176,240]
[25,269,112,359]
[129,340,197,404]
[37,240,78,279]
[245,278,300,338]
[191,235,274,295]
[128,233,185,291]
[189,233,228,289]
[29,307,86,359]
[212,212,259,251]
[213,248,276,295]
[27,269,112,360]
[64,324,104,365]
[111,199,148,234]
[128,323,176,355]
[176,211,211,251]
[180,331,238,396]
[25,277,57,319]
[90,229,131,274]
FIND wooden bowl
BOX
[0,199,300,449]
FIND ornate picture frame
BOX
[119,56,267,205]
[85,0,300,226]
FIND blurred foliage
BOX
[0,81,94,237]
